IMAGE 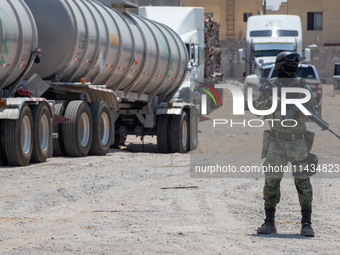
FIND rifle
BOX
[259,79,340,139]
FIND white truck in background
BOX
[139,7,205,105]
[238,14,311,104]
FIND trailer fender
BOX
[55,85,119,112]
[0,98,49,120]
[155,103,198,115]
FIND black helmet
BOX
[275,52,302,77]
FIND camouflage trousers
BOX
[263,136,313,210]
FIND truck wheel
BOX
[206,93,211,115]
[188,108,198,151]
[170,112,189,153]
[53,101,69,156]
[0,122,8,166]
[119,135,127,145]
[30,103,52,163]
[4,104,33,166]
[157,115,172,153]
[62,101,92,157]
[318,104,322,117]
[89,101,112,155]
[244,100,249,111]
[111,135,127,149]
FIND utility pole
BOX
[263,0,266,15]
[287,0,288,14]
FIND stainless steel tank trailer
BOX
[0,0,199,166]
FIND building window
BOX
[307,12,323,30]
[243,13,252,22]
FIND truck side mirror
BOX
[304,48,311,62]
[238,49,244,63]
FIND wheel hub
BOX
[78,112,90,147]
[21,115,32,154]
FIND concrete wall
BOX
[220,39,245,80]
[219,44,340,82]
[220,45,340,82]
[308,47,340,82]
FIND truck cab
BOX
[239,14,311,107]
[242,15,304,77]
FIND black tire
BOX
[157,115,172,153]
[318,103,322,118]
[206,93,211,115]
[62,101,92,157]
[187,108,198,151]
[31,103,52,163]
[89,101,112,155]
[111,135,127,149]
[4,104,33,166]
[0,121,8,166]
[244,83,249,111]
[244,100,249,111]
[170,112,189,153]
[53,100,69,156]
[119,135,127,145]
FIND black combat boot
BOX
[301,209,315,237]
[257,208,277,234]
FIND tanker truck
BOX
[139,6,204,110]
[0,0,199,166]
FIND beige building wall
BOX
[180,0,262,41]
[288,0,340,48]
[234,0,263,40]
[267,0,340,48]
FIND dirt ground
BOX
[0,83,339,254]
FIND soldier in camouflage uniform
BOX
[255,52,318,237]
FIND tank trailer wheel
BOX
[187,108,198,151]
[0,122,9,166]
[89,101,112,155]
[53,100,69,156]
[171,112,189,153]
[119,135,127,145]
[111,135,126,149]
[4,103,34,166]
[62,101,92,157]
[157,115,172,153]
[30,103,52,163]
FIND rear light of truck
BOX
[317,83,322,95]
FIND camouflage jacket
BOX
[254,77,318,134]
